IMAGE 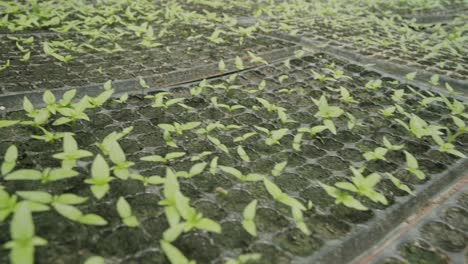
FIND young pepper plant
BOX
[335,167,388,205]
[3,203,47,264]
[116,197,139,227]
[242,199,257,237]
[404,151,425,180]
[84,155,115,200]
[53,133,93,169]
[319,183,368,211]
[263,178,306,210]
[219,166,264,182]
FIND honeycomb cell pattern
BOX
[373,186,468,264]
[0,50,466,263]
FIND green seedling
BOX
[272,161,287,177]
[237,146,250,162]
[278,75,289,84]
[31,127,65,143]
[294,50,305,58]
[292,132,304,151]
[114,93,129,104]
[84,256,105,264]
[174,191,221,233]
[211,97,246,112]
[21,97,50,127]
[365,79,382,90]
[174,162,207,179]
[432,135,466,158]
[324,68,352,81]
[225,253,262,264]
[242,199,257,236]
[17,191,88,208]
[235,56,244,70]
[265,128,288,145]
[386,173,415,196]
[404,72,417,81]
[159,122,201,136]
[292,207,310,235]
[54,97,91,126]
[298,125,329,137]
[248,51,268,65]
[319,183,368,211]
[310,70,335,83]
[210,157,218,175]
[1,145,17,175]
[335,167,388,205]
[59,89,77,107]
[339,87,358,104]
[147,92,185,109]
[3,203,47,264]
[263,178,306,210]
[159,168,183,226]
[428,74,439,86]
[84,155,114,200]
[116,197,139,227]
[447,116,467,142]
[219,166,263,182]
[160,240,195,264]
[53,203,107,226]
[87,88,114,108]
[95,127,133,156]
[392,89,406,103]
[380,106,396,118]
[206,29,225,44]
[444,83,461,95]
[363,147,388,161]
[346,113,360,130]
[0,59,10,72]
[404,151,425,180]
[256,97,286,113]
[163,131,177,148]
[43,42,74,63]
[129,174,165,186]
[236,26,256,44]
[190,151,213,161]
[277,109,296,124]
[207,135,230,153]
[234,132,257,142]
[313,95,344,119]
[191,80,211,96]
[42,90,58,114]
[138,76,150,95]
[218,59,226,72]
[442,97,467,118]
[53,133,92,169]
[0,189,18,222]
[195,122,240,135]
[396,114,444,139]
[382,136,404,151]
[5,167,79,183]
[141,152,186,164]
[105,139,134,180]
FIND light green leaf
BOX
[272,161,287,177]
[189,162,207,177]
[2,145,18,175]
[0,120,19,129]
[160,240,191,264]
[5,170,42,181]
[84,256,106,264]
[16,191,52,204]
[237,146,250,162]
